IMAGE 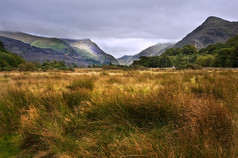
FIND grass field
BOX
[0,68,237,157]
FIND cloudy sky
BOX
[0,0,237,58]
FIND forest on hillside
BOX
[133,35,238,69]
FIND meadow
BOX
[0,68,237,157]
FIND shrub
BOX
[18,62,38,71]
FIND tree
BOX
[182,45,197,55]
[195,55,215,67]
[18,62,38,71]
[229,45,238,67]
[214,48,232,67]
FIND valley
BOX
[0,11,238,158]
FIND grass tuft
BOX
[66,77,95,90]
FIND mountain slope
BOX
[0,31,76,55]
[175,16,238,49]
[117,55,134,66]
[118,43,173,65]
[63,39,119,65]
[0,31,118,65]
[135,43,173,58]
[0,36,97,66]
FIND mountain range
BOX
[0,31,119,66]
[118,16,238,65]
[0,16,237,66]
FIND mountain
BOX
[124,16,238,66]
[0,31,76,55]
[0,31,118,65]
[118,43,173,65]
[0,36,96,66]
[135,43,174,58]
[175,16,238,49]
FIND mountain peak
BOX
[203,16,228,24]
[174,16,238,49]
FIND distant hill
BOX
[175,16,238,49]
[0,31,118,65]
[118,43,173,65]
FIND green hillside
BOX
[30,38,76,55]
[133,35,238,68]
[0,41,24,70]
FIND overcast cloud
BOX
[0,0,237,57]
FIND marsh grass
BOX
[0,69,237,157]
[66,77,95,90]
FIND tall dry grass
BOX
[0,69,237,157]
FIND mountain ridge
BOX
[0,31,119,65]
[0,36,97,66]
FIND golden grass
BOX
[0,68,238,157]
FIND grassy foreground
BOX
[0,69,237,157]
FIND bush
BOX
[40,61,75,71]
[18,62,38,71]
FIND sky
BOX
[0,0,237,58]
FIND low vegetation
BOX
[0,68,237,157]
[0,41,24,71]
